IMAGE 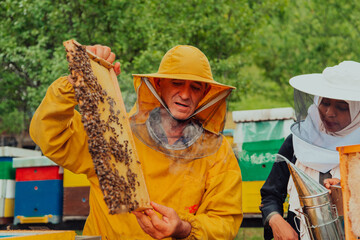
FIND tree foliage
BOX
[253,0,360,106]
[1,0,360,145]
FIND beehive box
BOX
[13,156,63,225]
[0,158,15,180]
[63,186,90,219]
[337,144,360,240]
[63,39,150,213]
[63,169,90,220]
[0,147,41,224]
[0,180,15,218]
[222,129,235,148]
[242,181,289,214]
[14,180,63,224]
[63,169,90,188]
[233,108,294,181]
[0,230,76,240]
[237,138,284,181]
[242,181,264,213]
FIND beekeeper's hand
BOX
[324,178,341,194]
[132,201,191,239]
[86,45,121,75]
[269,213,298,240]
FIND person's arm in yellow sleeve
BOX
[30,76,95,176]
[30,44,120,177]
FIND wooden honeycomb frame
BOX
[63,39,151,214]
[338,144,360,240]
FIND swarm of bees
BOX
[65,43,139,213]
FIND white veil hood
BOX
[289,60,360,172]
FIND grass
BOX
[229,94,292,111]
[74,228,264,239]
[235,228,263,240]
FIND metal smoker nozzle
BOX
[276,154,345,240]
[276,154,328,198]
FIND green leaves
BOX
[252,0,360,108]
[1,0,360,138]
[0,109,25,135]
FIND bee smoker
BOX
[278,154,345,240]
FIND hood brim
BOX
[132,73,235,89]
[290,73,360,101]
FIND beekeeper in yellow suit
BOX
[30,44,242,239]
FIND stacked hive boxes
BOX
[222,129,235,149]
[13,156,63,225]
[62,169,90,221]
[232,108,295,213]
[0,147,41,224]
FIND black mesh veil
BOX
[293,89,315,123]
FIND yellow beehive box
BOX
[63,169,90,187]
[242,181,263,213]
[4,198,14,218]
[0,179,15,217]
[242,181,289,214]
[0,230,76,240]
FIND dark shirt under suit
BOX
[260,134,332,239]
[260,135,298,239]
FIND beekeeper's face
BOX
[155,79,209,120]
[318,98,351,132]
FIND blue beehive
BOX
[13,156,63,225]
[14,180,63,224]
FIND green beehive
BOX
[0,147,41,180]
[233,108,295,181]
[0,159,15,180]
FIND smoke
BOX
[275,154,291,164]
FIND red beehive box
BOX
[16,166,62,181]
